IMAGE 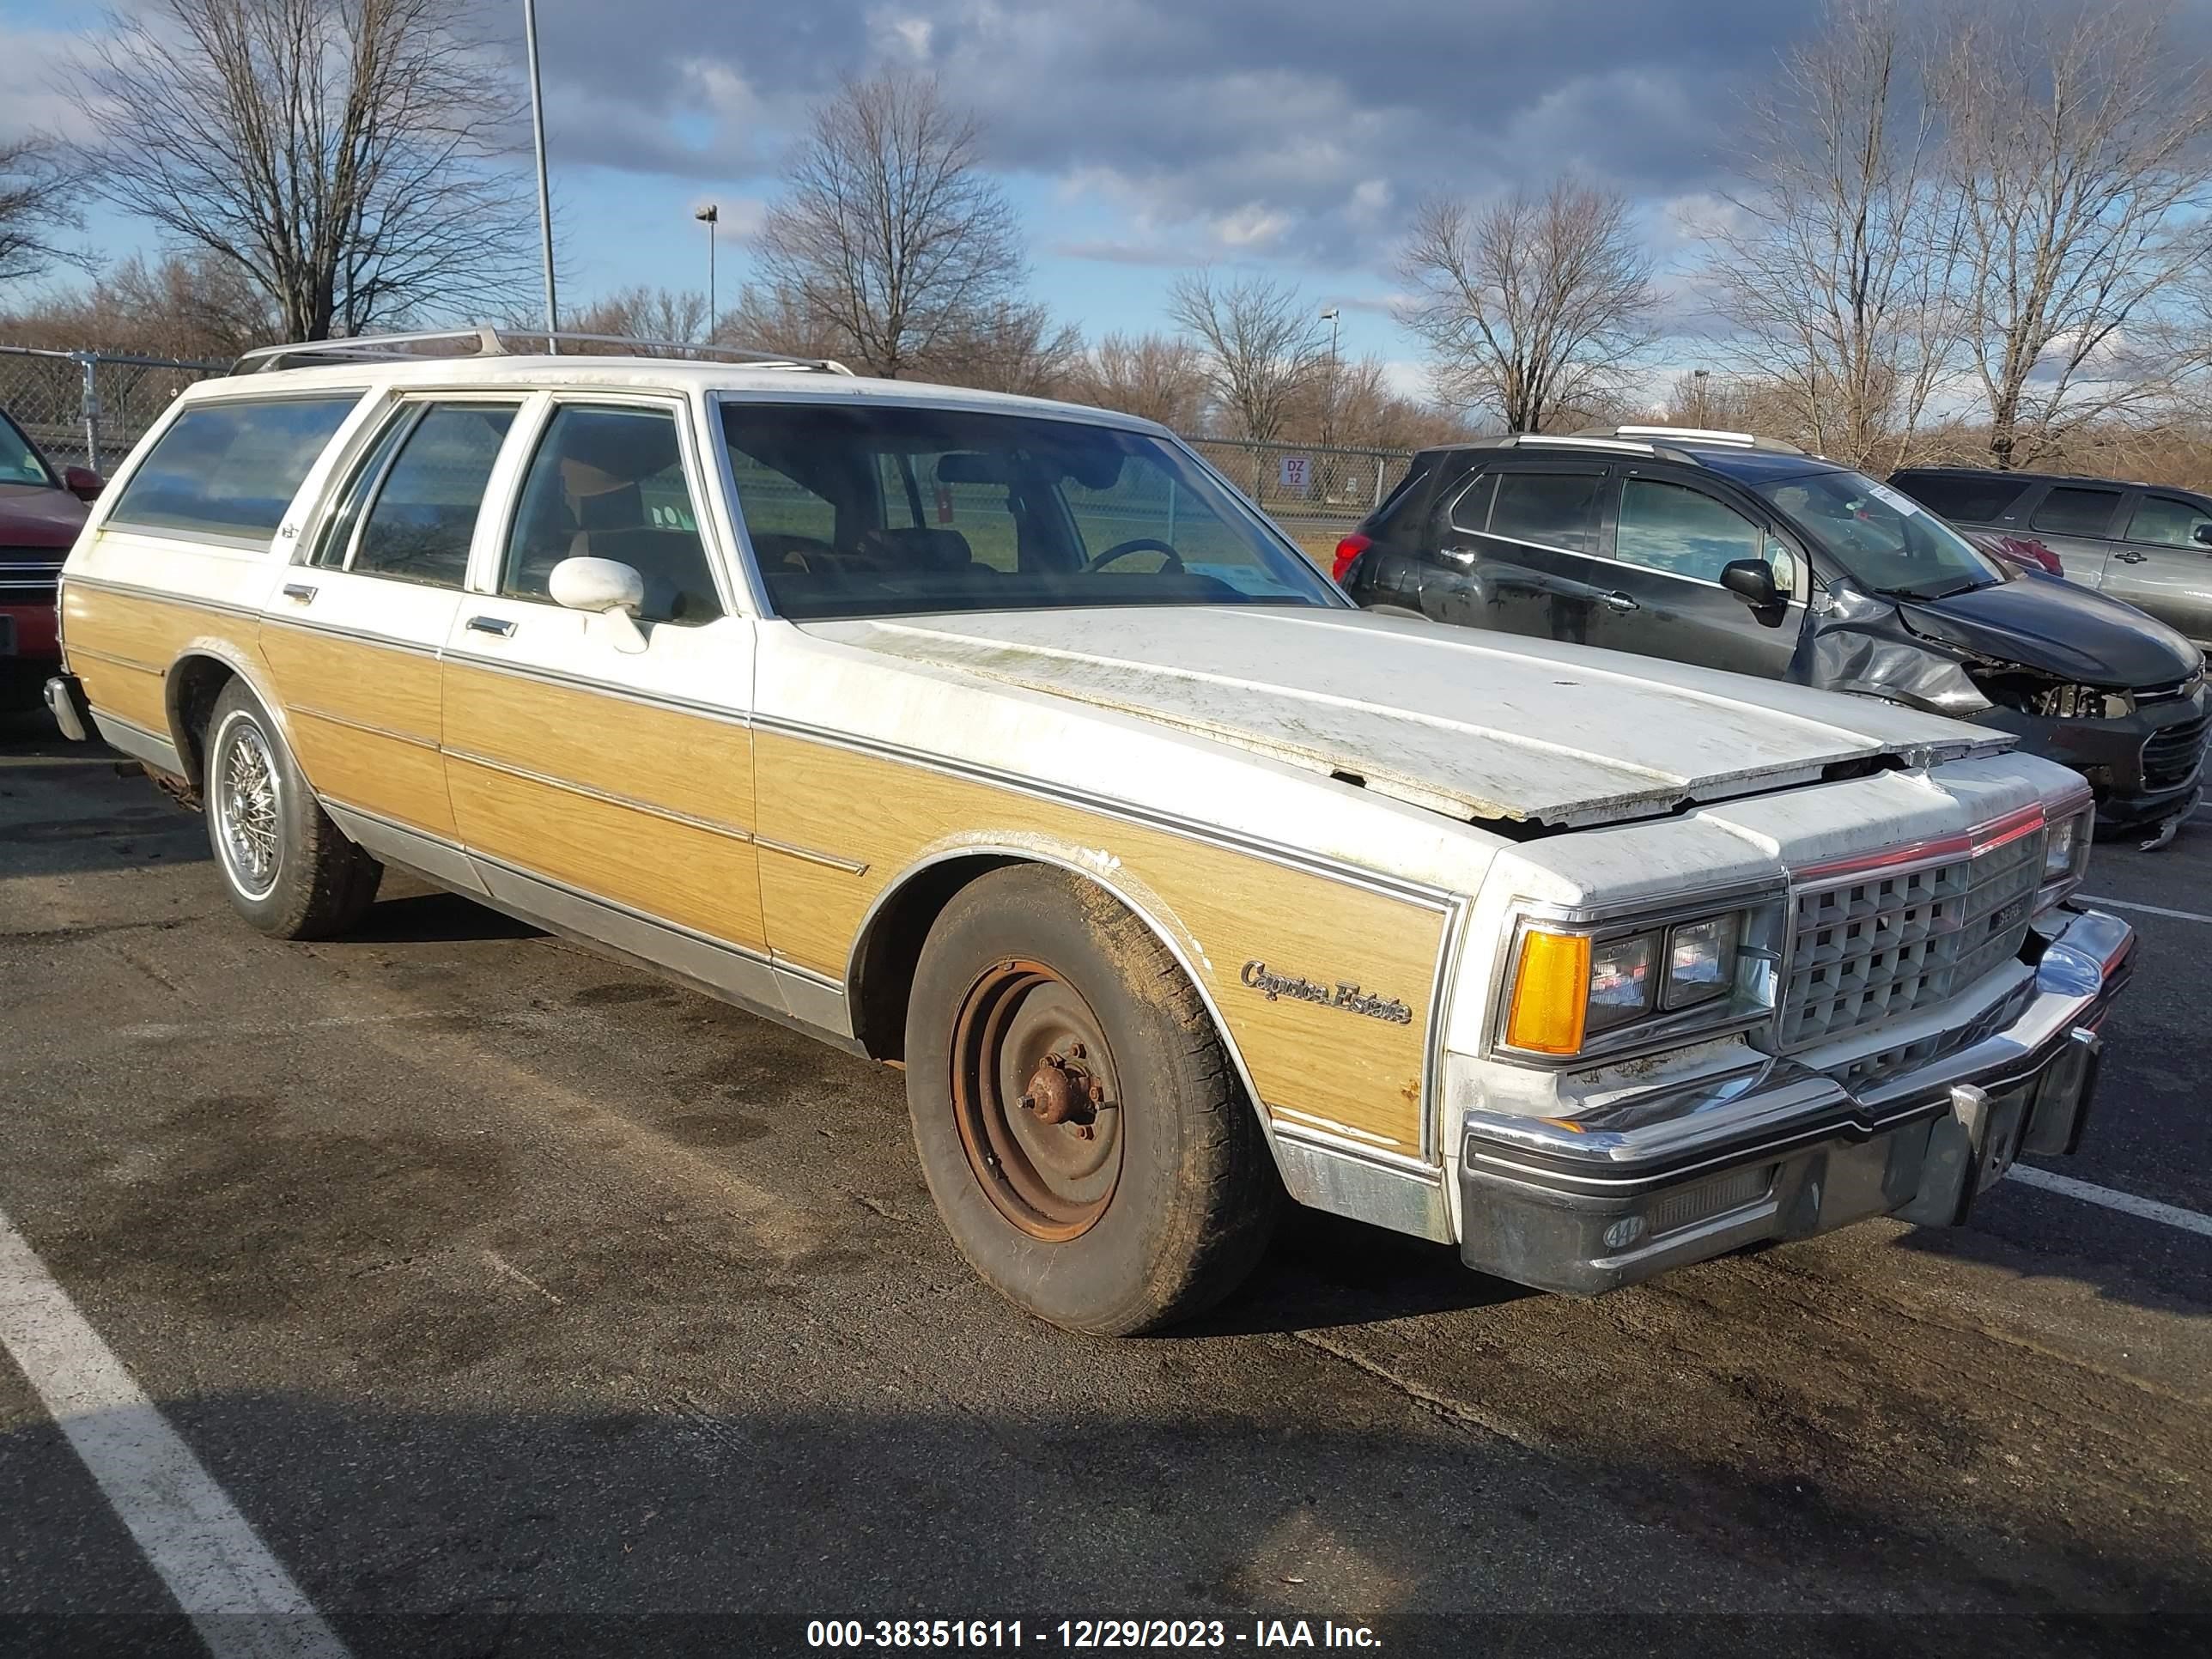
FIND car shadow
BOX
[344,887,545,945]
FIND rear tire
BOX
[904,864,1279,1334]
[204,679,381,939]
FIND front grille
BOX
[1779,829,2043,1050]
[2142,714,2209,793]
[1832,975,2035,1091]
[0,549,63,603]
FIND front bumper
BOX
[1457,907,2132,1295]
[1977,689,2208,831]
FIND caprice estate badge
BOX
[1240,960,1413,1025]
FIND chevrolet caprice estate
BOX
[44,330,2132,1334]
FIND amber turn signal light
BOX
[1505,929,1590,1055]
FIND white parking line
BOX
[0,1204,350,1659]
[2078,894,2212,924]
[2008,1165,2212,1239]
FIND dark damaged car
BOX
[1336,427,2207,838]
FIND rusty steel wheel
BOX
[950,958,1124,1241]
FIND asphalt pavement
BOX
[1,707,2208,1659]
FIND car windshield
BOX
[1755,467,1999,600]
[0,410,57,489]
[720,401,1340,620]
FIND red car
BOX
[0,407,101,701]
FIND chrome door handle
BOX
[2115,550,2148,564]
[281,582,316,602]
[1439,545,1478,565]
[1601,590,1639,612]
[465,615,517,637]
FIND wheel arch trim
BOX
[845,839,1287,1166]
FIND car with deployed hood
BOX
[1336,426,2207,841]
[0,404,103,700]
[44,336,2130,1334]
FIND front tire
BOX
[204,679,381,939]
[904,865,1279,1334]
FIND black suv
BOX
[1888,465,2212,651]
[1336,427,2208,834]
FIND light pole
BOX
[1319,306,1340,451]
[523,0,559,352]
[696,204,719,338]
[1692,367,1711,427]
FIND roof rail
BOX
[1466,432,1662,457]
[1596,423,1806,456]
[232,325,856,377]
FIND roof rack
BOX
[1465,433,1663,456]
[233,325,856,377]
[1591,424,1806,456]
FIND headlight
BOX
[2039,805,2093,908]
[1500,899,1783,1060]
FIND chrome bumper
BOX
[1456,907,2133,1295]
[43,673,93,743]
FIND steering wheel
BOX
[1083,537,1184,576]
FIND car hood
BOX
[0,483,88,546]
[1896,574,2201,689]
[806,606,2003,830]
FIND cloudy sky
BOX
[0,0,1826,381]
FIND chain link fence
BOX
[1182,436,1416,556]
[0,345,230,475]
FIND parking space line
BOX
[2008,1166,2212,1239]
[0,1203,351,1659]
[2078,894,2212,924]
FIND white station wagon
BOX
[45,329,2131,1334]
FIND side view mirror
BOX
[2192,523,2212,548]
[548,556,647,653]
[1720,558,1781,611]
[63,465,104,502]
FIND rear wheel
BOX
[905,865,1279,1334]
[204,679,381,939]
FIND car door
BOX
[435,393,770,984]
[1592,472,1806,681]
[2021,482,2127,592]
[2106,489,2212,649]
[257,394,523,840]
[1427,462,1614,641]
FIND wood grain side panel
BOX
[442,663,757,828]
[61,584,259,736]
[285,711,453,835]
[447,760,767,952]
[754,732,1442,1150]
[258,624,442,741]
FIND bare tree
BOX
[1698,0,1960,470]
[1932,0,2212,469]
[1397,177,1656,432]
[1167,268,1327,444]
[60,0,532,341]
[755,70,1027,380]
[0,252,276,358]
[1067,332,1210,428]
[0,136,86,288]
[565,286,714,353]
[930,301,1083,398]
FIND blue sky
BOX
[2,0,1833,388]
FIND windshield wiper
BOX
[1879,580,1984,602]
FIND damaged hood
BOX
[1895,574,2202,689]
[805,606,2002,830]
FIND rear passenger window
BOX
[2030,487,2122,538]
[1487,471,1605,555]
[1890,474,2027,523]
[106,396,359,545]
[346,404,518,588]
[503,405,723,624]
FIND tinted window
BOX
[1890,472,2028,524]
[1616,479,1760,582]
[0,410,55,488]
[1367,457,1436,539]
[1487,471,1604,555]
[2030,486,2122,538]
[2126,495,2212,548]
[346,404,517,588]
[720,402,1336,621]
[107,396,358,544]
[1444,472,1498,537]
[504,405,721,624]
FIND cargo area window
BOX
[105,395,361,546]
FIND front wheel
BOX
[904,865,1279,1334]
[204,679,382,939]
